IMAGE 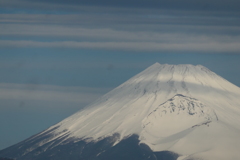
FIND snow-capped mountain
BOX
[1,63,240,160]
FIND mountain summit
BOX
[1,63,240,160]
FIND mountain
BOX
[1,63,240,160]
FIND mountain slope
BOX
[1,63,240,160]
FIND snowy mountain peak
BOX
[144,63,218,78]
[45,63,239,143]
[141,63,215,78]
[1,63,240,160]
[119,63,240,97]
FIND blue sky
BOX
[0,0,240,150]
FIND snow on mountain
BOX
[1,63,240,160]
[141,94,218,138]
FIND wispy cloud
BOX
[1,39,240,53]
[0,83,111,104]
[1,13,240,28]
[1,0,240,13]
[1,23,240,41]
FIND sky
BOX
[0,0,240,150]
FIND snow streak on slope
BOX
[5,63,240,160]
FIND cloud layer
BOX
[1,0,240,53]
